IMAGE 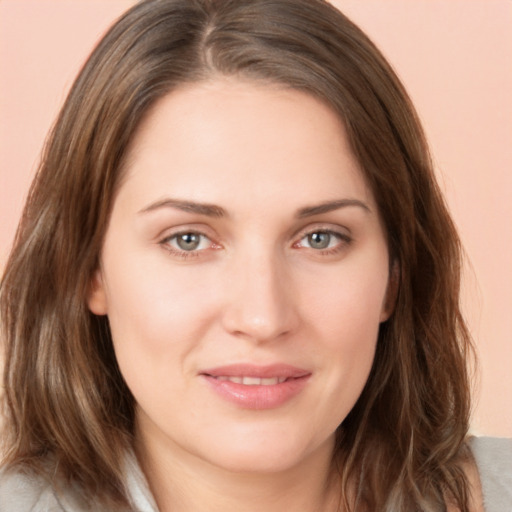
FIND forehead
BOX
[119,78,375,213]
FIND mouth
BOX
[210,376,288,385]
[200,363,310,383]
[200,364,311,409]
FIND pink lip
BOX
[200,364,311,410]
[202,364,310,379]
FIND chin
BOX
[206,449,305,475]
[194,427,336,475]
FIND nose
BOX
[221,249,299,343]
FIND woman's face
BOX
[88,79,394,475]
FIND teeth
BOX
[243,376,264,385]
[215,376,288,385]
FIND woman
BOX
[0,0,510,510]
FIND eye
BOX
[295,230,349,252]
[305,232,335,250]
[163,232,212,252]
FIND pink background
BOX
[1,1,511,436]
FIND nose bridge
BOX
[222,242,296,342]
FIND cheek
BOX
[303,259,389,341]
[105,245,213,327]
[319,278,382,374]
[101,251,220,386]
[293,269,385,435]
[300,258,388,393]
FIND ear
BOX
[380,260,399,322]
[87,268,108,316]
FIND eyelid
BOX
[155,222,216,241]
[293,223,351,242]
[164,232,211,249]
[292,224,353,254]
[158,226,222,259]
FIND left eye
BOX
[165,232,211,252]
[297,231,343,250]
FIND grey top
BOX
[469,436,512,512]
[0,453,158,512]
[1,437,511,511]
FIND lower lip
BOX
[202,375,310,410]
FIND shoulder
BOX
[0,455,158,512]
[0,466,63,512]
[469,436,512,512]
[0,465,98,512]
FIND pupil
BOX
[309,232,330,249]
[177,233,200,251]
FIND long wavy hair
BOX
[1,0,473,510]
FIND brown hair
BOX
[1,0,473,509]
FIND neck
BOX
[135,426,342,512]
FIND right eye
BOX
[161,232,213,253]
[300,231,340,250]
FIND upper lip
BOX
[200,364,310,379]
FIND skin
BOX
[87,78,400,512]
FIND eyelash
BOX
[293,228,352,256]
[159,227,352,259]
[159,231,217,260]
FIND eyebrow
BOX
[296,199,371,218]
[138,197,370,219]
[138,198,226,218]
